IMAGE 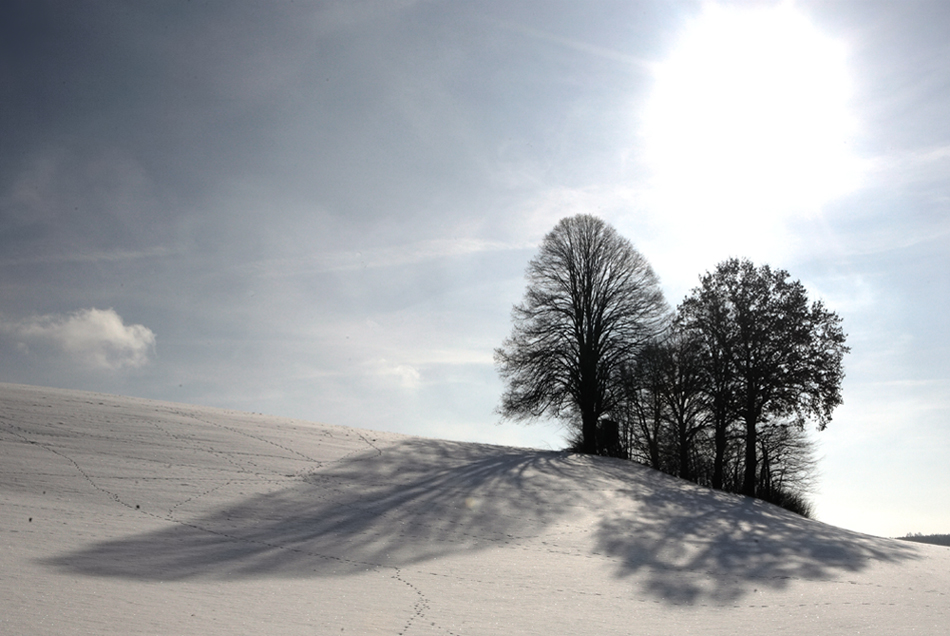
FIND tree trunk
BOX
[742,413,757,497]
[712,411,727,490]
[677,417,691,481]
[581,409,598,455]
[758,441,772,499]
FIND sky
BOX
[1,0,948,538]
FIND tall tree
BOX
[675,291,739,490]
[619,342,669,469]
[495,214,668,454]
[678,258,848,497]
[655,329,709,481]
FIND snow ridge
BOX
[1,383,947,635]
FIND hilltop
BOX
[1,383,947,634]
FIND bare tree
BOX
[495,214,668,454]
[678,258,848,497]
[619,343,669,468]
[618,329,713,481]
[654,329,709,481]
[756,418,818,513]
[674,298,739,490]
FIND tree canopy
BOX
[677,258,849,496]
[495,214,668,454]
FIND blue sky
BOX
[2,0,949,538]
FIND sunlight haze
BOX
[642,2,864,274]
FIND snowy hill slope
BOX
[1,383,947,635]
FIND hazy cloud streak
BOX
[240,238,534,279]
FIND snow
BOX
[1,382,947,635]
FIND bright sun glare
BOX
[642,2,863,259]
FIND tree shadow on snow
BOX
[40,440,583,580]
[41,440,918,604]
[591,458,920,604]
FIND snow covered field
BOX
[1,383,947,635]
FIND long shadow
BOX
[590,457,920,604]
[41,440,918,604]
[40,440,583,580]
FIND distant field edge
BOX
[897,534,950,547]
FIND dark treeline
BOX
[594,327,823,516]
[898,534,950,547]
[497,215,848,517]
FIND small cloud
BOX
[0,308,156,370]
[371,358,421,389]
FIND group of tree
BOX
[495,214,849,516]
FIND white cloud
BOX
[370,358,422,389]
[1,308,156,370]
